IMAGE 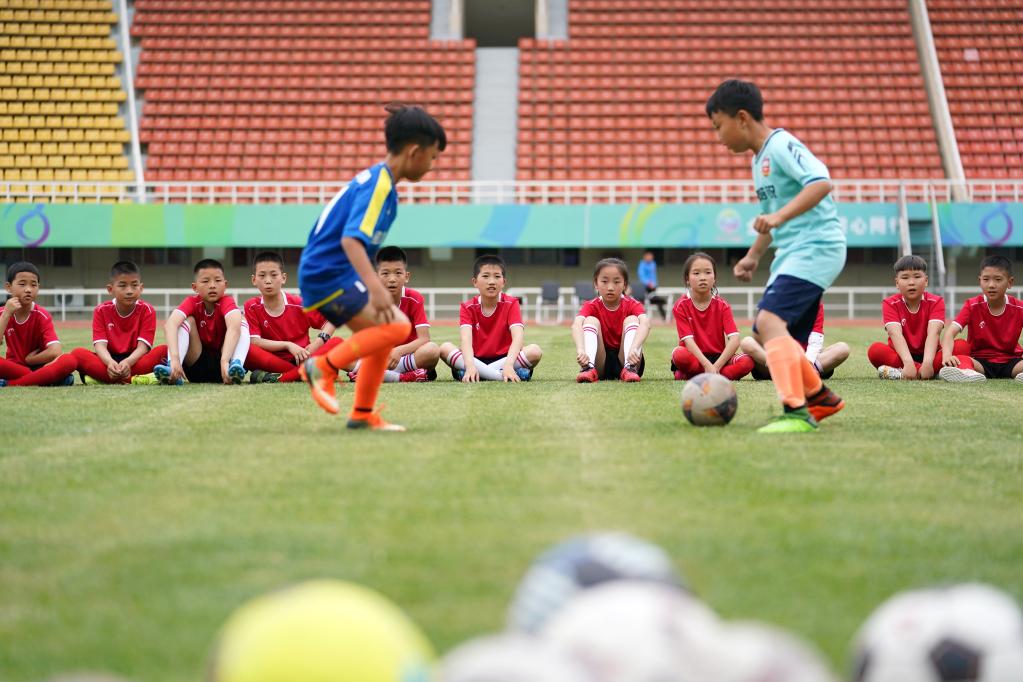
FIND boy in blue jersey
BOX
[706,80,846,433]
[298,104,445,431]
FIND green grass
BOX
[2,324,1022,681]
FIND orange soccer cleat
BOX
[299,357,340,415]
[806,384,845,422]
[346,405,406,432]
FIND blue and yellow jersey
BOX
[753,129,846,290]
[299,162,398,309]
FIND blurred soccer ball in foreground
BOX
[436,633,589,682]
[851,583,1023,682]
[681,373,738,426]
[507,532,685,634]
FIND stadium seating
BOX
[928,0,1023,179]
[134,1,475,183]
[517,0,946,182]
[0,0,133,193]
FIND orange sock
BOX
[318,321,410,373]
[764,336,807,409]
[800,355,823,396]
[351,346,389,418]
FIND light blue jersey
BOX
[753,129,846,289]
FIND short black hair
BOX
[375,246,408,266]
[5,261,40,284]
[980,255,1013,276]
[705,79,764,121]
[593,257,629,286]
[109,260,140,279]
[384,104,447,154]
[252,251,283,272]
[473,254,506,277]
[193,258,225,277]
[894,255,928,274]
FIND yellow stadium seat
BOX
[2,130,18,142]
[0,155,15,168]
[73,141,89,154]
[41,142,56,154]
[13,115,28,127]
[64,155,79,168]
[38,169,54,181]
[46,156,63,168]
[0,115,10,127]
[0,142,7,153]
[17,129,34,142]
[83,129,99,141]
[57,142,72,154]
[3,169,20,181]
[54,169,70,180]
[71,169,87,180]
[29,115,45,127]
[14,156,31,168]
[55,102,71,114]
[45,115,60,127]
[86,169,103,181]
[102,170,121,182]
[25,142,41,155]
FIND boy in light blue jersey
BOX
[706,79,846,433]
[298,104,445,432]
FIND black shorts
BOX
[977,357,1022,379]
[753,274,824,346]
[184,348,223,383]
[601,347,645,380]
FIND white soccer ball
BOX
[681,373,738,426]
[689,620,838,682]
[851,583,1023,682]
[435,633,589,682]
[540,581,721,682]
[507,532,685,634]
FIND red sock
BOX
[721,354,754,380]
[670,346,701,379]
[132,344,168,375]
[867,342,901,369]
[71,347,115,383]
[246,346,295,373]
[764,336,806,409]
[0,357,31,381]
[9,353,78,386]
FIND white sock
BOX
[351,359,362,374]
[513,351,533,370]
[231,321,250,366]
[622,324,638,368]
[475,358,504,380]
[382,370,401,383]
[176,323,190,364]
[583,325,598,368]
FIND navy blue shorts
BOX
[302,280,369,328]
[753,275,824,346]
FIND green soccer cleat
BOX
[131,373,160,385]
[249,370,281,384]
[757,408,819,434]
[82,374,102,385]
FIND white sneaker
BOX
[877,365,902,380]
[939,366,986,383]
[1015,372,1023,383]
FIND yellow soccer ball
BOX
[209,580,434,682]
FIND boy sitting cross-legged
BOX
[0,261,77,387]
[440,254,542,382]
[243,251,343,383]
[939,255,1023,383]
[348,246,439,383]
[70,260,168,384]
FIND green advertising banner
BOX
[3,201,1021,248]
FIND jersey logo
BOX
[355,280,367,293]
[107,323,115,329]
[761,158,771,176]
[979,321,986,329]
[787,141,808,170]
[200,320,207,328]
[263,320,270,327]
[355,169,372,185]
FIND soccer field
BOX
[2,323,1022,681]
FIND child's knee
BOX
[583,316,600,329]
[833,342,851,362]
[417,342,441,364]
[438,342,457,360]
[623,315,639,327]
[525,344,542,363]
[739,336,759,354]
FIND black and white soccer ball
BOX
[851,583,1023,682]
[681,373,738,426]
[692,620,839,682]
[506,532,686,634]
[436,633,589,682]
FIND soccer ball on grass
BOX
[681,372,738,426]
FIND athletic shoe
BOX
[877,365,902,380]
[399,368,429,383]
[576,366,599,383]
[60,374,75,386]
[757,408,819,434]
[939,366,986,383]
[299,357,339,414]
[130,373,160,385]
[347,406,406,432]
[346,370,358,383]
[515,367,533,382]
[806,384,845,422]
[249,370,281,384]
[426,367,437,381]
[153,364,184,385]
[82,374,101,385]
[0,379,7,387]
[673,369,685,381]
[1016,372,1023,383]
[227,359,246,384]
[451,367,465,382]
[619,366,641,382]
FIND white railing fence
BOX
[35,286,1023,324]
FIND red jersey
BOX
[244,293,326,362]
[578,295,646,350]
[953,295,1023,363]
[882,292,945,356]
[92,299,157,356]
[397,287,429,346]
[673,295,739,355]
[2,302,60,366]
[459,293,523,358]
[174,294,240,351]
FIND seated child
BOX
[670,252,753,381]
[939,255,1023,383]
[243,251,342,383]
[0,261,77,386]
[70,260,168,384]
[348,246,440,383]
[440,254,542,382]
[572,257,650,383]
[867,254,963,380]
[742,302,849,381]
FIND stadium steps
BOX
[471,48,519,182]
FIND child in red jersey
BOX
[70,260,168,384]
[670,252,753,381]
[868,255,964,380]
[940,255,1023,383]
[0,261,77,387]
[439,254,543,382]
[572,257,650,383]
[742,303,849,380]
[242,251,342,383]
[348,246,439,383]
